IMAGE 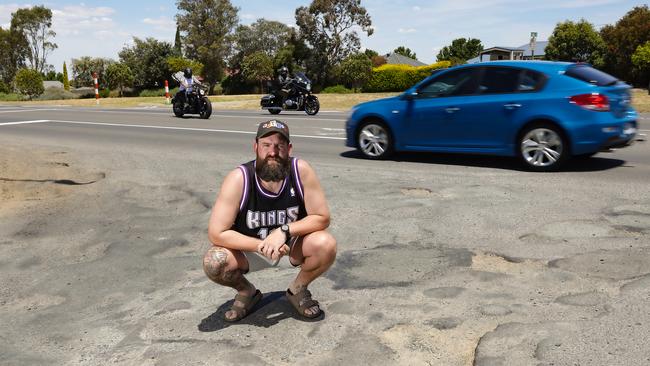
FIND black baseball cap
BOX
[256,119,290,142]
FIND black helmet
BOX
[183,68,192,78]
[279,66,288,76]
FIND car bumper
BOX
[573,119,638,154]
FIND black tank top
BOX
[232,157,306,240]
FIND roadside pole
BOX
[93,72,99,105]
[165,80,170,104]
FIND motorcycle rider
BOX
[174,67,202,107]
[277,66,296,107]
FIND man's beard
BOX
[256,155,290,182]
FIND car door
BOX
[454,66,526,150]
[403,67,481,148]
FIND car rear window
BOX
[565,65,618,86]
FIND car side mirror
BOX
[403,91,419,100]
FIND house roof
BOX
[467,41,549,63]
[517,41,548,57]
[384,52,427,67]
[43,80,64,89]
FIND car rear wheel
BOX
[357,121,393,159]
[518,124,568,171]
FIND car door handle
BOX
[503,103,522,110]
[445,107,460,113]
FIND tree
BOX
[544,19,605,66]
[176,0,239,94]
[14,68,44,99]
[119,37,174,90]
[71,56,115,88]
[167,56,204,78]
[62,61,70,91]
[230,19,293,68]
[105,63,134,97]
[241,51,274,92]
[10,6,57,73]
[364,48,379,59]
[340,52,372,91]
[632,41,650,92]
[437,38,483,65]
[174,26,182,56]
[295,0,374,88]
[0,27,29,84]
[601,5,650,86]
[394,46,417,60]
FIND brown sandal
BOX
[224,289,262,322]
[286,288,322,318]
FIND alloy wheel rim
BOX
[521,128,563,167]
[359,124,388,157]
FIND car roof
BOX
[454,60,574,73]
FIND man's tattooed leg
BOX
[203,247,250,291]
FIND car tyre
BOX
[357,121,394,159]
[518,123,569,172]
[269,108,281,115]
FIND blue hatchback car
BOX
[345,61,638,171]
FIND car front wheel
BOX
[357,121,393,159]
[518,124,568,171]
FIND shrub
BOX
[363,61,451,92]
[139,87,180,97]
[14,68,45,99]
[99,88,110,98]
[0,93,24,101]
[0,80,10,94]
[37,87,80,100]
[321,85,354,94]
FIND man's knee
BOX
[203,246,238,282]
[306,231,337,259]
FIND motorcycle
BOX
[260,72,320,115]
[171,76,212,119]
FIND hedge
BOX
[363,61,451,92]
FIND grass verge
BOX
[1,90,648,112]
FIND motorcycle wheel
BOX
[305,97,319,115]
[173,102,184,117]
[200,99,212,119]
[269,108,281,115]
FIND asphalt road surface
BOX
[1,105,649,365]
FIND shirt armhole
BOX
[237,165,250,212]
[292,157,305,203]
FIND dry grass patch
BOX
[631,88,650,113]
[3,89,647,112]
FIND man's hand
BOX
[258,228,289,261]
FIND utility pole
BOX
[530,32,538,60]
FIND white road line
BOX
[47,109,347,121]
[0,108,61,114]
[0,119,50,126]
[48,119,346,140]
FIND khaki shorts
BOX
[244,236,301,268]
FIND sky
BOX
[0,0,647,73]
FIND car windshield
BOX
[565,65,618,86]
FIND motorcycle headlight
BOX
[199,89,205,96]
[306,83,311,91]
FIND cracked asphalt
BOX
[0,107,649,365]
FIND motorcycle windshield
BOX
[294,72,311,84]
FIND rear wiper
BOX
[605,80,619,86]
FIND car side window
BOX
[518,70,545,91]
[478,67,521,94]
[417,68,478,98]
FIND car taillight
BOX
[569,93,610,111]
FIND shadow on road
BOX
[197,291,324,331]
[340,150,626,172]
